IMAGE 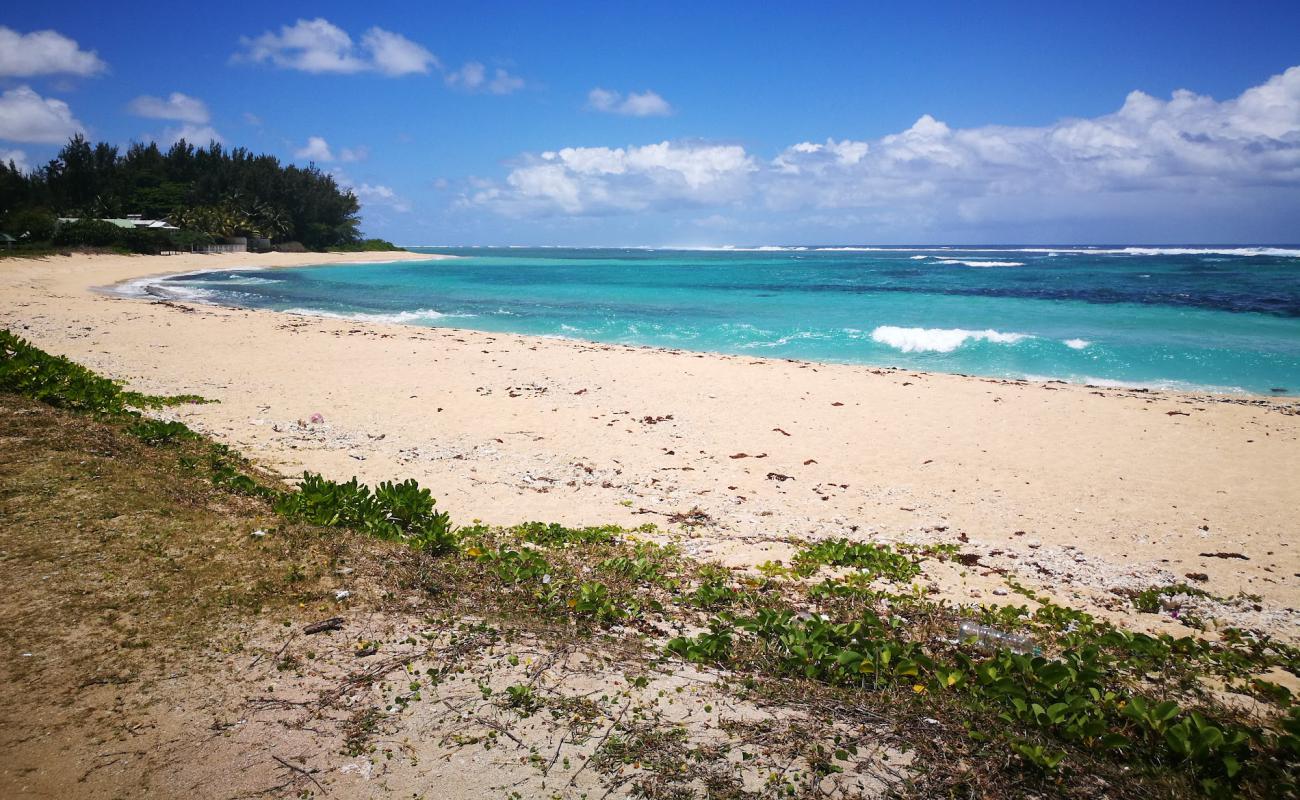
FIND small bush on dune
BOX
[333,238,403,252]
[127,418,197,445]
[0,330,207,414]
[52,219,125,248]
[275,473,456,553]
[1,208,57,242]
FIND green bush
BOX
[121,227,176,254]
[275,473,457,553]
[52,218,124,248]
[2,208,57,242]
[0,330,206,414]
[790,538,923,581]
[127,418,198,445]
[334,238,403,252]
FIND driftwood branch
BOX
[272,754,327,795]
[303,617,344,635]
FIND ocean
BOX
[133,246,1300,395]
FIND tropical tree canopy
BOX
[0,135,361,249]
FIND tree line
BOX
[0,135,373,251]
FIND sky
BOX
[1,1,1298,245]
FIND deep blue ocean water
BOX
[135,246,1300,395]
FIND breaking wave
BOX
[870,326,1032,353]
[280,307,474,323]
[934,259,1026,267]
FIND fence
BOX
[198,242,247,254]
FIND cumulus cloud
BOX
[362,27,440,76]
[295,135,334,161]
[445,61,524,94]
[1,148,30,173]
[468,66,1300,234]
[339,145,369,162]
[235,18,436,76]
[467,141,755,216]
[161,124,223,146]
[128,92,210,124]
[0,27,106,77]
[0,86,85,143]
[329,167,410,212]
[353,182,410,212]
[294,136,368,163]
[587,88,672,117]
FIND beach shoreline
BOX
[3,251,1298,640]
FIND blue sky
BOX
[2,1,1299,245]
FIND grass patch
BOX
[3,328,1297,799]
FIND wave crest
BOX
[934,259,1026,267]
[281,307,473,323]
[870,325,1031,353]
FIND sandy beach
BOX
[3,251,1297,638]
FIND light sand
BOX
[3,251,1298,638]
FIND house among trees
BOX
[57,215,180,231]
[1,135,365,254]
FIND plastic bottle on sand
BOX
[956,621,1038,655]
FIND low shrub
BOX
[790,538,923,581]
[127,418,198,445]
[275,473,456,553]
[0,329,204,414]
[333,238,403,252]
[52,219,125,248]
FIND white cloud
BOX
[773,138,870,174]
[235,18,436,76]
[472,65,1300,232]
[339,145,369,162]
[0,27,106,77]
[1,148,30,173]
[243,112,263,127]
[295,135,334,161]
[354,182,410,212]
[128,92,210,124]
[329,168,411,213]
[162,124,223,146]
[445,62,484,90]
[294,136,368,163]
[362,27,440,76]
[469,141,756,216]
[445,61,524,94]
[0,85,85,143]
[587,88,672,117]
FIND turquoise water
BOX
[139,246,1300,395]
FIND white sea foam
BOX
[1063,338,1091,349]
[909,255,929,260]
[870,326,1032,353]
[803,246,1300,258]
[738,330,825,349]
[132,282,216,303]
[215,275,284,286]
[1098,247,1300,258]
[934,259,1026,267]
[280,307,473,323]
[1022,374,1249,395]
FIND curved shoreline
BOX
[103,253,1290,400]
[2,250,1298,640]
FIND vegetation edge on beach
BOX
[1,136,403,255]
[2,327,1297,799]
